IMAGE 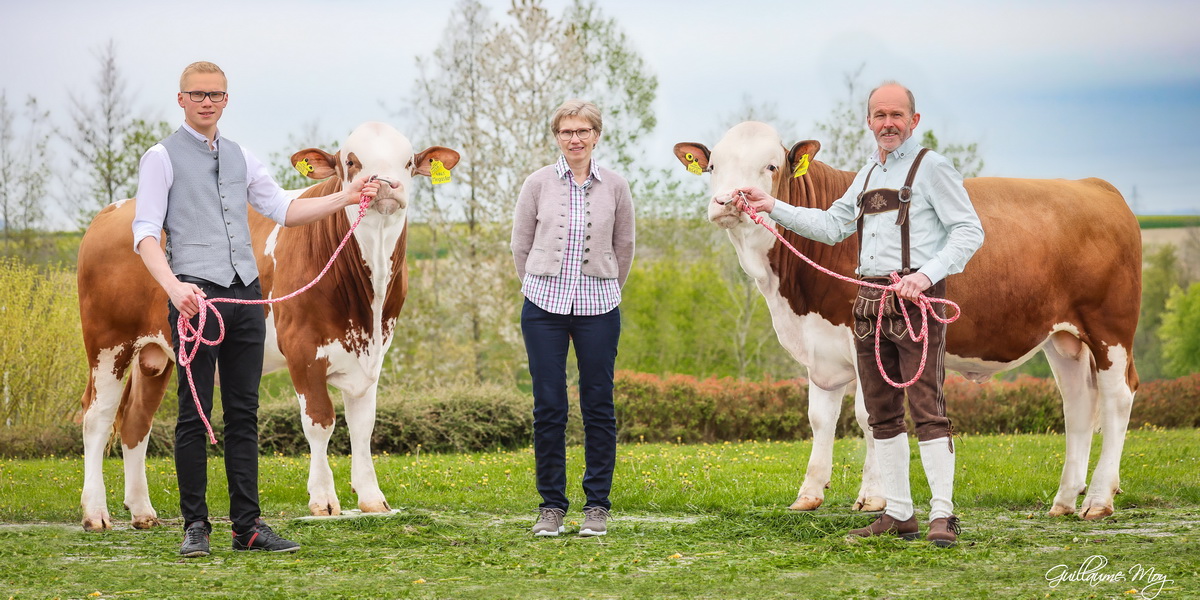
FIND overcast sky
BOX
[5,0,1198,225]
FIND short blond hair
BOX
[550,99,603,135]
[179,61,227,91]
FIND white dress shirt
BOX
[132,123,293,253]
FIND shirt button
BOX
[584,248,591,253]
[583,259,589,264]
[586,235,591,240]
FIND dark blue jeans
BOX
[169,277,265,532]
[521,299,620,511]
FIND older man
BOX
[735,82,984,547]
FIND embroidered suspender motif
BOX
[852,148,930,275]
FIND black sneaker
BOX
[180,521,211,557]
[232,519,300,552]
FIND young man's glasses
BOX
[557,128,594,141]
[183,91,227,102]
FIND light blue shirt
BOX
[771,136,984,284]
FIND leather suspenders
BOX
[852,148,930,275]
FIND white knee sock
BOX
[876,433,913,521]
[919,437,956,520]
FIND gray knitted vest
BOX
[160,127,256,286]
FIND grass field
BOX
[1,430,1197,599]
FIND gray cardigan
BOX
[510,163,636,286]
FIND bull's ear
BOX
[290,148,338,180]
[673,142,711,174]
[787,140,821,168]
[411,146,461,176]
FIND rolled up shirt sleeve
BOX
[243,148,293,224]
[917,160,984,285]
[132,144,171,253]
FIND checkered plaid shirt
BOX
[521,156,623,316]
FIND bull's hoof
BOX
[788,496,823,511]
[853,496,886,512]
[1079,503,1114,521]
[82,515,112,532]
[358,499,391,513]
[309,502,342,517]
[1047,504,1076,517]
[131,515,161,529]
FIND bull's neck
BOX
[766,160,860,321]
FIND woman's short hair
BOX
[550,99,603,135]
[180,61,227,90]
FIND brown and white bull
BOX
[77,121,459,530]
[674,121,1140,520]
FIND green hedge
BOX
[615,371,1200,441]
[2,373,1197,458]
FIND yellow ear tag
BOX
[295,158,314,177]
[429,159,451,185]
[792,153,810,178]
[685,152,703,176]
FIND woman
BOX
[510,99,636,537]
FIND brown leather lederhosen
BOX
[849,148,952,442]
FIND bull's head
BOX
[674,121,820,230]
[290,121,460,217]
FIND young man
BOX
[132,61,379,557]
[735,82,984,547]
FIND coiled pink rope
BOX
[730,192,961,389]
[177,181,375,444]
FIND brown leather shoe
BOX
[927,516,961,547]
[848,513,919,540]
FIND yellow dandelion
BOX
[413,578,426,584]
[669,553,682,559]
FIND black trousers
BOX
[521,299,620,512]
[169,277,265,532]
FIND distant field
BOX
[1137,215,1200,229]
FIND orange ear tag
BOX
[430,159,451,185]
[685,153,702,176]
[295,158,315,177]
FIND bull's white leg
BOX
[789,382,845,511]
[1080,346,1135,520]
[80,364,123,531]
[122,435,159,529]
[852,379,886,511]
[299,394,341,516]
[1043,340,1096,517]
[342,387,389,513]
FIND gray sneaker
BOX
[180,521,211,557]
[579,506,610,537]
[532,507,566,537]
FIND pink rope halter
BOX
[729,191,961,389]
[176,180,376,444]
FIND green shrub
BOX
[1132,373,1200,428]
[4,371,1196,458]
[0,258,87,427]
[614,371,857,443]
[944,376,1064,434]
[255,382,533,455]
